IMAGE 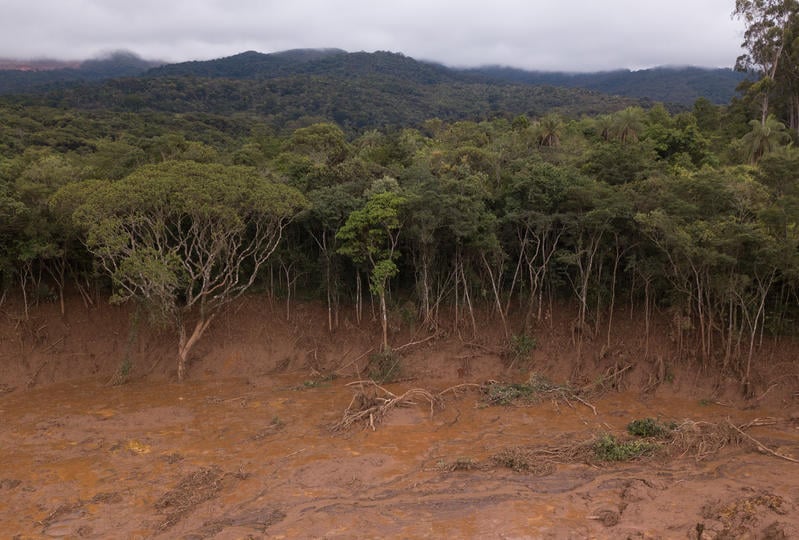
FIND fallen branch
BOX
[334,348,374,377]
[333,381,480,432]
[332,383,440,432]
[27,360,51,388]
[438,383,483,397]
[393,333,439,352]
[726,419,799,464]
[573,395,598,416]
[40,336,65,355]
[584,364,632,392]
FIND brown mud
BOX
[2,296,799,538]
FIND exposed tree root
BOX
[332,381,439,432]
[331,380,481,432]
[481,375,599,415]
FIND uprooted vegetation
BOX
[331,380,453,432]
[627,417,677,438]
[329,371,798,479]
[331,374,601,432]
[481,374,599,414]
[488,417,792,475]
[329,372,787,465]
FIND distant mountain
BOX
[144,49,465,85]
[464,65,749,105]
[143,49,344,79]
[0,48,746,106]
[5,50,634,132]
[0,48,747,133]
[142,50,746,105]
[0,51,163,94]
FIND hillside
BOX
[4,50,639,132]
[0,50,745,122]
[0,51,162,94]
[465,65,749,105]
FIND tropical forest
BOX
[3,1,799,538]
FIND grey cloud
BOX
[0,0,744,71]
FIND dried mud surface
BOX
[2,374,799,539]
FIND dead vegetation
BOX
[155,467,249,532]
[38,491,123,533]
[332,380,452,432]
[189,508,287,538]
[332,373,604,433]
[486,417,790,475]
[698,492,790,539]
[481,373,599,415]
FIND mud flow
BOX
[1,374,799,539]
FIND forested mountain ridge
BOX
[464,65,749,105]
[3,52,639,133]
[144,50,746,105]
[0,48,745,108]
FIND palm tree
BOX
[536,113,563,147]
[613,107,646,144]
[741,114,792,164]
[594,114,614,141]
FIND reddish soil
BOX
[2,295,799,538]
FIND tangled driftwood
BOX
[331,380,480,432]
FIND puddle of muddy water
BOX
[1,375,798,538]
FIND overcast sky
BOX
[0,0,745,72]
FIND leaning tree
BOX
[56,160,307,380]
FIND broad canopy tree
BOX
[56,160,307,380]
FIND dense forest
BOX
[0,48,747,111]
[2,1,799,384]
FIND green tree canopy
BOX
[56,160,308,379]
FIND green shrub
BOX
[626,418,676,438]
[509,333,537,363]
[593,434,659,462]
[482,382,536,405]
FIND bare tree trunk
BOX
[19,260,32,321]
[44,255,67,317]
[420,249,432,325]
[644,278,651,361]
[379,290,389,352]
[606,239,621,350]
[177,315,215,381]
[355,271,362,325]
[481,253,509,340]
[460,265,477,337]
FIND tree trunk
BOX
[379,289,389,352]
[460,265,477,338]
[177,315,215,382]
[358,271,364,324]
[481,253,509,340]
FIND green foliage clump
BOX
[627,418,676,438]
[508,333,537,364]
[483,382,536,405]
[482,374,566,405]
[592,434,659,462]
